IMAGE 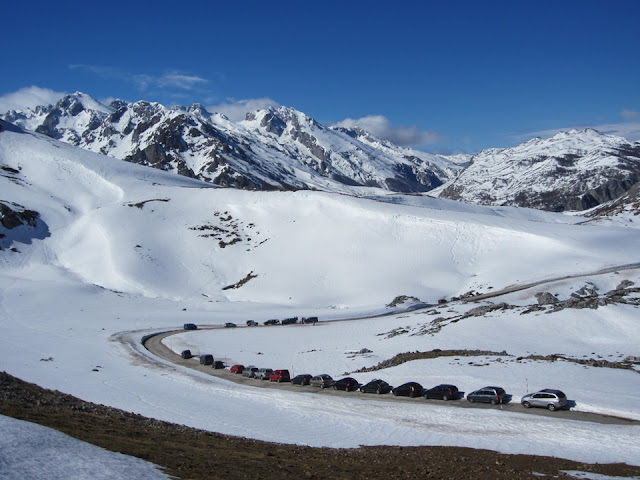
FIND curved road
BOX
[141,328,639,426]
[461,262,640,303]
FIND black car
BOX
[183,323,198,330]
[302,316,319,324]
[333,377,360,391]
[213,360,225,369]
[359,379,391,394]
[264,319,280,326]
[180,349,193,359]
[392,382,424,398]
[424,384,459,401]
[292,374,312,385]
[281,317,298,325]
[199,354,214,365]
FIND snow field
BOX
[0,415,169,480]
[1,125,640,466]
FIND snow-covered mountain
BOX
[434,129,640,212]
[584,177,640,227]
[2,93,463,194]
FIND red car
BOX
[230,364,244,374]
[269,369,291,382]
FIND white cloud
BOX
[0,86,66,113]
[68,65,208,92]
[207,97,280,122]
[621,109,640,121]
[156,73,208,90]
[334,115,442,146]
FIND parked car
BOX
[424,384,459,401]
[224,322,236,328]
[230,364,244,374]
[392,382,424,398]
[467,386,507,405]
[199,354,214,365]
[264,319,280,326]
[521,389,567,411]
[302,316,318,324]
[213,360,225,369]
[360,379,392,394]
[291,374,312,385]
[332,377,360,391]
[246,320,258,327]
[255,368,274,380]
[242,366,259,378]
[180,349,193,359]
[269,369,291,382]
[183,323,198,330]
[281,317,298,325]
[310,374,334,388]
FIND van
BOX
[199,354,214,365]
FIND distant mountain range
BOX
[3,92,640,213]
[433,128,640,212]
[2,93,464,194]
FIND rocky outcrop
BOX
[535,292,558,305]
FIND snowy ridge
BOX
[435,128,640,212]
[2,93,464,194]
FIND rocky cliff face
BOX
[3,93,463,194]
[435,129,640,212]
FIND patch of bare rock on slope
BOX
[2,372,640,480]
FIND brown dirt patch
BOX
[1,371,639,480]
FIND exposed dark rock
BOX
[535,292,558,305]
[352,349,509,373]
[0,202,39,229]
[460,302,513,318]
[386,295,421,307]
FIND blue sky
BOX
[1,0,639,153]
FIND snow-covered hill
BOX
[1,119,639,465]
[3,118,637,305]
[434,129,640,212]
[2,93,463,194]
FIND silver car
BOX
[242,366,259,378]
[310,374,333,389]
[521,389,567,411]
[255,368,274,380]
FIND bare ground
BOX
[2,371,640,480]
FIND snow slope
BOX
[1,120,639,466]
[0,415,169,480]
